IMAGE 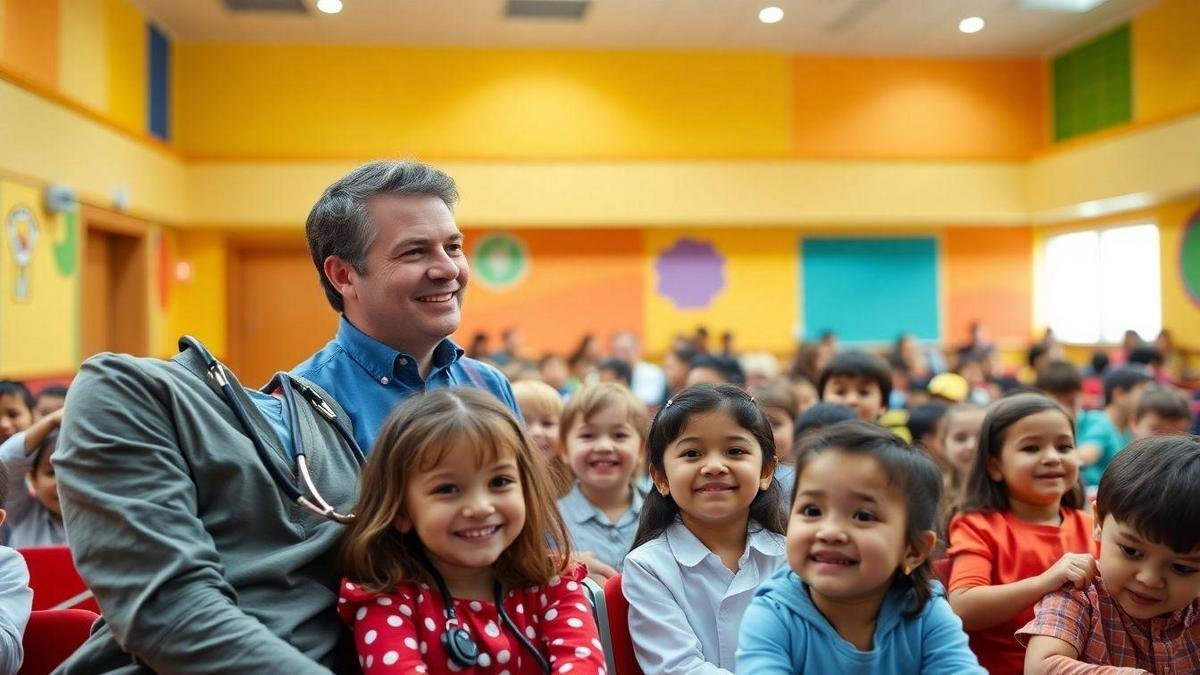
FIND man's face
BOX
[340,194,468,354]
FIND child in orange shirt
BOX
[946,393,1097,674]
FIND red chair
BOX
[19,608,97,675]
[602,575,643,675]
[18,547,99,613]
[933,557,952,586]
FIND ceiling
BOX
[133,0,1159,58]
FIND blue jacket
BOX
[736,567,984,674]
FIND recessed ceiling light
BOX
[759,6,784,24]
[959,16,985,34]
[316,0,342,14]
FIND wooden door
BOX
[81,223,148,358]
[228,247,338,388]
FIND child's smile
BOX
[655,409,772,528]
[789,452,910,603]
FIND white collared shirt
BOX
[622,518,787,673]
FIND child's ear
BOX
[1091,501,1103,541]
[985,454,1003,482]
[904,530,938,571]
[760,455,777,490]
[393,512,412,533]
[649,465,670,496]
[0,508,7,528]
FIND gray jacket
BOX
[54,347,362,674]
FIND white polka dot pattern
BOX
[336,566,604,673]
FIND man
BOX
[54,161,503,673]
[609,331,666,407]
[293,161,518,452]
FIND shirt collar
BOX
[335,316,463,381]
[667,518,784,568]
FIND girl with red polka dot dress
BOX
[338,389,606,674]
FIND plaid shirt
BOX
[1017,576,1200,674]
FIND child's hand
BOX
[575,551,617,585]
[1039,553,1097,592]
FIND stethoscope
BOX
[180,336,366,523]
[414,547,551,674]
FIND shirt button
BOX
[380,377,389,385]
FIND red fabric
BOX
[339,564,605,674]
[947,509,1097,675]
[603,575,642,675]
[17,547,99,613]
[19,609,98,675]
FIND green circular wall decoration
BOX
[1183,209,1200,307]
[472,234,529,290]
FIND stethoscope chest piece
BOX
[443,625,480,668]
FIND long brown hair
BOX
[959,393,1085,515]
[340,388,572,593]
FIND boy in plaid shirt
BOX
[1018,435,1200,674]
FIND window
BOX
[1043,224,1160,344]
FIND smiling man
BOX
[294,161,518,452]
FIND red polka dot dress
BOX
[339,564,606,674]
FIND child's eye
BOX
[446,243,464,254]
[798,504,821,517]
[852,509,877,522]
[680,449,701,459]
[489,476,516,489]
[432,484,459,495]
[1057,443,1075,453]
[1020,445,1040,454]
[1171,564,1198,575]
[728,447,747,456]
[1118,544,1143,559]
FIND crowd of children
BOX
[3,323,1200,673]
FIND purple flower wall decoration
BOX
[654,238,726,310]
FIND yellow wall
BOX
[0,178,80,377]
[644,229,799,353]
[185,159,1030,228]
[60,0,109,112]
[1133,0,1200,123]
[0,78,186,222]
[163,230,228,357]
[174,45,793,160]
[105,0,145,134]
[1027,112,1200,222]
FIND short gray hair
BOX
[305,161,459,312]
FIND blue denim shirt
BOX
[292,317,519,453]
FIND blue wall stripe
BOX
[801,237,940,343]
[148,24,170,141]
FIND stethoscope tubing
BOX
[179,336,363,523]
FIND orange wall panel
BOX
[2,0,60,90]
[453,229,644,357]
[944,227,1033,342]
[792,56,1045,161]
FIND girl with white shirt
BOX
[622,384,788,674]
